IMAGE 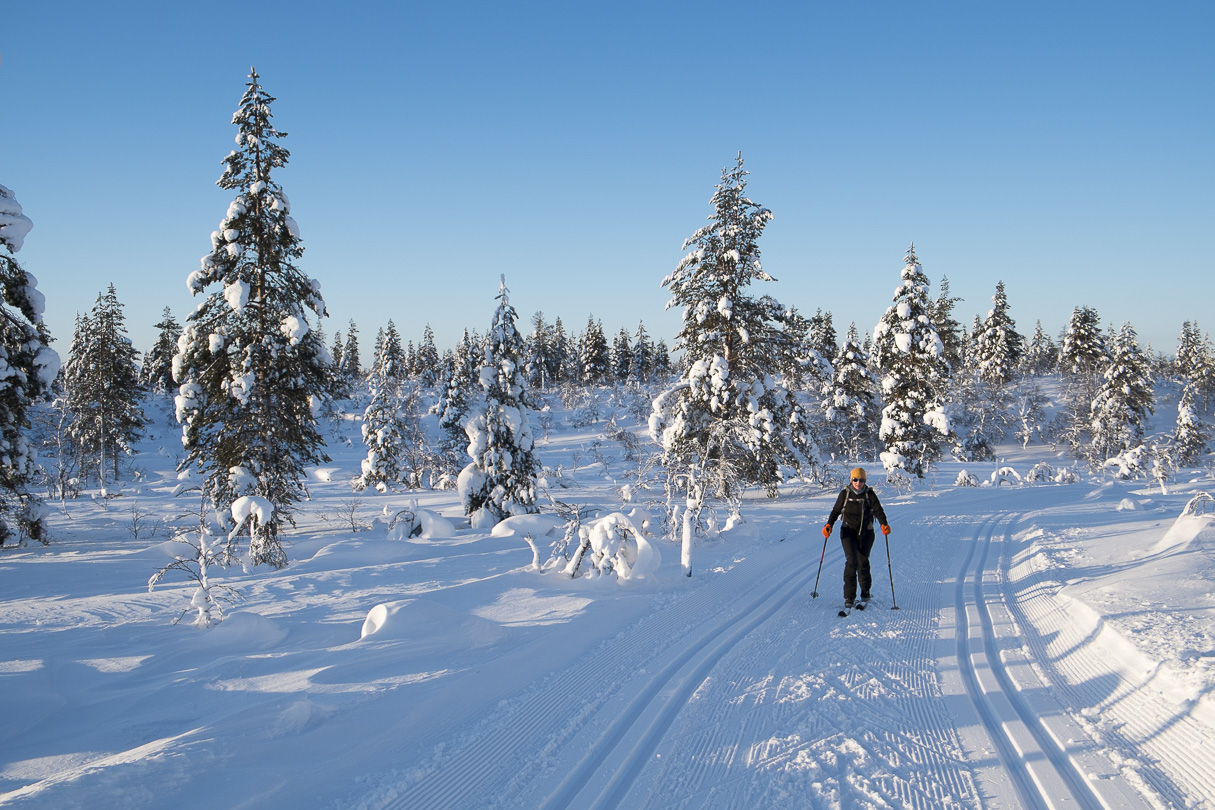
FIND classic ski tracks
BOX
[382,542,816,810]
[955,513,1153,810]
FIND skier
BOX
[822,467,890,608]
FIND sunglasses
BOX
[852,477,866,482]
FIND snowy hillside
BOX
[2,393,1214,809]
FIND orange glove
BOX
[881,524,891,536]
[822,523,832,538]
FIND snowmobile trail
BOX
[948,513,1154,809]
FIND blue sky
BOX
[5,1,1211,361]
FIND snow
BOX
[1,395,1215,809]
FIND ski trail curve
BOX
[953,514,1152,810]
[1004,512,1215,806]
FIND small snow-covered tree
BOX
[1055,306,1110,452]
[0,183,59,545]
[62,284,146,486]
[649,153,812,571]
[871,244,951,477]
[141,307,182,395]
[174,68,330,568]
[459,277,540,528]
[1090,322,1155,462]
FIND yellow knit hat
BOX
[850,467,867,481]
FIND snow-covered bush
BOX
[562,510,660,582]
[990,466,1023,487]
[148,526,242,627]
[955,470,979,487]
[1025,462,1057,483]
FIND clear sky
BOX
[5,1,1212,363]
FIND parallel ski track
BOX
[381,540,816,810]
[1004,513,1214,807]
[956,514,1139,810]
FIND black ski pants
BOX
[840,524,875,602]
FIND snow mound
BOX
[198,611,287,651]
[359,599,507,654]
[1149,496,1215,555]
[387,508,456,541]
[490,514,563,539]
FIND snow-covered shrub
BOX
[148,526,242,627]
[990,466,1022,487]
[564,511,660,582]
[1054,466,1080,484]
[1025,462,1056,483]
[955,470,979,487]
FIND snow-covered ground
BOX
[2,395,1214,809]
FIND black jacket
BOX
[827,485,887,534]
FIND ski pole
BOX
[884,529,899,610]
[811,532,828,598]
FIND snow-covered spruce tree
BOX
[1056,306,1110,452]
[870,244,951,478]
[951,281,1021,460]
[1022,319,1058,376]
[340,319,362,391]
[548,317,571,385]
[1173,382,1210,466]
[971,281,1023,386]
[611,327,632,382]
[653,338,673,378]
[459,277,540,528]
[174,68,330,568]
[820,322,881,460]
[378,320,406,393]
[1176,321,1214,408]
[416,324,440,387]
[579,316,610,385]
[630,322,654,383]
[141,307,182,395]
[525,311,551,390]
[808,309,838,367]
[0,184,59,545]
[62,285,146,486]
[1089,322,1155,462]
[929,275,965,374]
[650,153,812,571]
[354,326,408,492]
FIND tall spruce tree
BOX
[0,184,59,545]
[1173,382,1210,466]
[416,324,440,387]
[579,316,610,385]
[174,68,330,568]
[459,278,539,528]
[63,285,146,486]
[649,151,812,542]
[141,307,182,394]
[871,244,951,477]
[630,322,654,382]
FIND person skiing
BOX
[822,467,890,607]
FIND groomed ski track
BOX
[373,490,1213,809]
